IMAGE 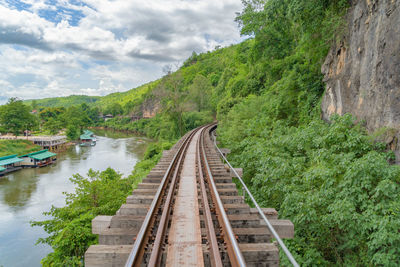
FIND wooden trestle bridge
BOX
[85,124,297,266]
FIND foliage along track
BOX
[85,124,295,266]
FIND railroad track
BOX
[85,124,295,266]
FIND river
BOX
[0,130,151,267]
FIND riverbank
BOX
[0,135,70,152]
[0,140,41,157]
[0,130,152,267]
[89,126,143,136]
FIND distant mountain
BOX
[22,80,158,111]
[24,95,101,108]
[94,81,158,108]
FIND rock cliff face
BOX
[321,0,400,155]
[137,97,160,119]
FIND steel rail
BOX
[147,127,197,266]
[200,125,246,267]
[125,128,199,267]
[196,127,223,267]
[210,126,300,267]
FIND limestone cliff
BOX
[321,0,400,155]
[141,97,160,118]
[128,96,160,120]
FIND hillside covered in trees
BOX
[25,95,100,108]
[26,0,400,266]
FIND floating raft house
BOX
[84,129,94,136]
[80,130,96,146]
[80,130,95,140]
[20,149,57,167]
[0,154,23,175]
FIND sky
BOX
[0,0,243,104]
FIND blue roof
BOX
[0,155,18,161]
[80,134,95,140]
[0,155,23,166]
[20,149,57,160]
[80,129,95,140]
[83,130,94,136]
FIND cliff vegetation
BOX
[27,0,400,266]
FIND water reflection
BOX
[1,170,40,209]
[0,130,151,267]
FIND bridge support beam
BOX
[92,216,112,234]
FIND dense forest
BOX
[24,80,156,112]
[0,98,102,140]
[25,95,100,108]
[24,0,400,266]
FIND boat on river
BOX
[0,150,57,174]
[80,130,97,147]
[20,149,57,168]
[0,155,23,176]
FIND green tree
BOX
[39,107,65,122]
[31,168,134,266]
[80,103,90,111]
[31,100,38,111]
[66,125,79,141]
[43,117,64,135]
[104,103,123,116]
[62,106,91,132]
[0,98,38,135]
[219,113,400,265]
[182,51,199,67]
[188,74,211,112]
[156,73,188,136]
[86,107,101,124]
[123,100,141,115]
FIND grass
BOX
[0,140,42,157]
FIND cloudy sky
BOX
[0,0,243,104]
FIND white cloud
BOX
[0,0,243,103]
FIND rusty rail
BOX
[125,124,250,266]
[196,126,223,267]
[124,128,199,267]
[200,125,246,267]
[147,128,193,266]
[210,126,300,267]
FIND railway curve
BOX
[85,124,295,266]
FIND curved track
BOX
[85,124,294,267]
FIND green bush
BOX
[219,113,400,265]
[31,168,134,266]
[32,138,173,266]
[66,125,80,141]
[32,0,400,265]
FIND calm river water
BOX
[0,130,151,267]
